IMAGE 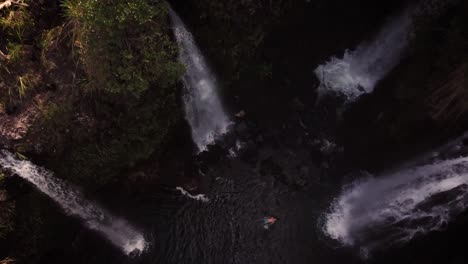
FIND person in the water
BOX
[263,217,277,229]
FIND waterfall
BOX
[0,150,146,255]
[314,9,412,102]
[324,155,468,254]
[169,8,231,152]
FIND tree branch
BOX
[0,0,28,11]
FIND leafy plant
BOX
[62,0,184,98]
[15,151,27,160]
[17,75,29,99]
[4,73,38,102]
[5,42,24,63]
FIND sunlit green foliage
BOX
[0,2,34,104]
[0,5,34,42]
[63,0,184,97]
[5,42,24,63]
[22,0,185,187]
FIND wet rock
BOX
[321,161,329,169]
[256,134,264,143]
[0,190,8,202]
[235,110,246,118]
[294,175,308,187]
[128,171,147,182]
[416,184,468,212]
[319,139,337,156]
[292,97,305,112]
[299,165,310,177]
[235,121,249,135]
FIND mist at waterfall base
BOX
[169,8,231,152]
[0,150,146,255]
[324,154,468,256]
[314,9,412,102]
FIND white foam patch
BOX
[176,187,209,203]
[0,150,146,255]
[228,140,245,159]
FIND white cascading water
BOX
[314,9,412,101]
[175,186,209,203]
[0,150,146,255]
[324,155,468,254]
[169,8,231,152]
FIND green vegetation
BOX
[0,2,186,259]
[0,4,34,42]
[57,92,181,186]
[62,0,184,97]
[0,1,41,109]
[16,75,28,99]
[5,42,24,63]
[0,0,468,262]
[20,0,185,187]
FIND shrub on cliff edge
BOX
[62,0,183,98]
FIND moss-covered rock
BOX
[64,0,184,98]
[15,0,187,188]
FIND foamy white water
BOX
[0,150,146,255]
[324,155,468,253]
[176,186,209,203]
[169,8,231,152]
[315,9,412,101]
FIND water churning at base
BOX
[0,150,146,255]
[315,9,412,101]
[169,8,230,152]
[324,155,468,253]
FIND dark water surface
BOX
[7,120,468,264]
